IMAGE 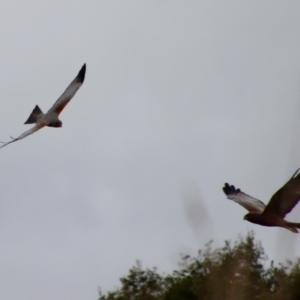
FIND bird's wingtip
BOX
[223,183,240,196]
[77,63,86,83]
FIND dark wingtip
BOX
[77,63,86,83]
[223,183,240,195]
[222,183,229,195]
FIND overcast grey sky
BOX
[1,1,300,299]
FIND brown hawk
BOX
[223,169,300,233]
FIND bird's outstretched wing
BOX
[263,169,300,218]
[47,64,86,115]
[223,183,266,213]
[0,123,47,149]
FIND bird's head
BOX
[48,120,62,128]
[243,212,261,224]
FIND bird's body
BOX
[25,107,62,128]
[46,112,62,128]
[244,212,297,232]
[223,168,300,233]
[0,63,86,149]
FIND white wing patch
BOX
[0,123,47,149]
[48,64,86,115]
[223,183,266,213]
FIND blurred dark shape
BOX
[180,182,214,242]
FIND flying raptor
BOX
[0,64,86,149]
[223,169,300,233]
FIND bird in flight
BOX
[0,64,86,149]
[223,168,300,233]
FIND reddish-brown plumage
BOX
[223,169,300,233]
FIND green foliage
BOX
[98,260,164,300]
[98,232,300,300]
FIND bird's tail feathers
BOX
[24,105,43,124]
[286,222,300,233]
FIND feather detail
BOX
[223,183,266,213]
[24,105,43,124]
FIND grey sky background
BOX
[1,1,300,299]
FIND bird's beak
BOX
[243,216,247,220]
